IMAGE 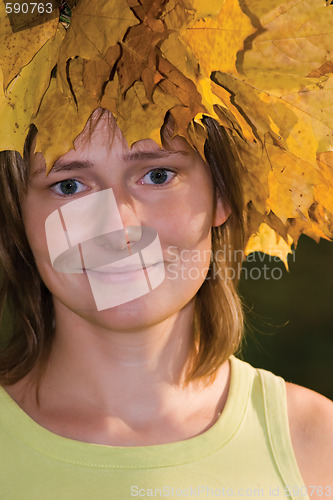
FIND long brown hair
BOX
[0,113,245,389]
[188,116,245,380]
[0,125,54,386]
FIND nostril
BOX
[93,229,128,251]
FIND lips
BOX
[85,261,163,274]
[85,261,165,288]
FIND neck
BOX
[36,297,201,418]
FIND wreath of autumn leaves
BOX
[1,0,333,264]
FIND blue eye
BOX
[51,179,87,196]
[141,169,175,185]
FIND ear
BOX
[213,192,231,227]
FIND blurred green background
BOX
[239,234,333,400]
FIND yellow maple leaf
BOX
[281,76,333,155]
[232,136,271,215]
[213,71,322,162]
[57,0,138,94]
[242,0,333,79]
[0,1,59,89]
[0,26,64,157]
[34,58,99,172]
[190,0,225,19]
[118,0,168,97]
[209,80,256,142]
[83,45,122,100]
[245,223,293,270]
[162,0,194,31]
[314,152,333,231]
[287,215,329,246]
[114,81,181,147]
[266,147,319,224]
[181,0,255,76]
[211,72,327,220]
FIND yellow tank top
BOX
[0,357,308,499]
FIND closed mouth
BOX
[85,262,163,274]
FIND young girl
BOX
[0,107,332,499]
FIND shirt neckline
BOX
[0,356,253,468]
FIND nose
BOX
[107,187,143,250]
[93,185,143,251]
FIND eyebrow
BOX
[31,150,190,178]
[31,160,93,179]
[122,150,190,161]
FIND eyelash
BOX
[50,179,88,197]
[50,168,177,196]
[137,168,177,186]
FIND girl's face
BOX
[22,113,228,330]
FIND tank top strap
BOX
[257,366,310,500]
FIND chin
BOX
[101,286,195,328]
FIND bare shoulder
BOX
[286,382,333,496]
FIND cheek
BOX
[160,186,213,248]
[154,189,214,274]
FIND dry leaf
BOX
[34,58,98,171]
[286,215,329,246]
[242,0,333,79]
[245,223,293,270]
[313,152,333,236]
[118,0,169,97]
[0,26,64,156]
[100,76,120,116]
[181,0,255,76]
[157,55,205,138]
[0,1,59,89]
[265,149,318,224]
[57,0,138,93]
[190,0,225,19]
[83,45,122,99]
[115,81,181,146]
